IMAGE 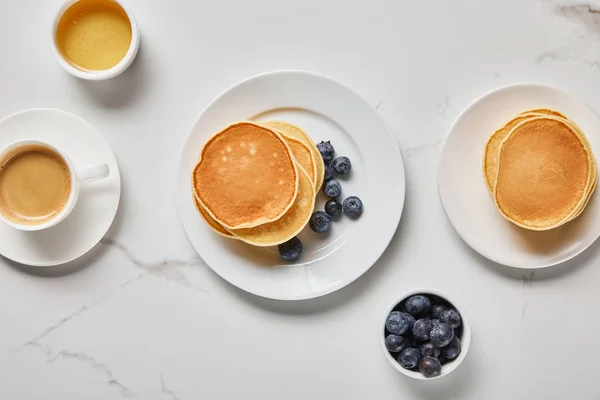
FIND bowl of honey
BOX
[52,0,140,80]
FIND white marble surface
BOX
[1,0,600,398]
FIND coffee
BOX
[0,145,72,225]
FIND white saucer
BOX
[439,83,600,269]
[0,109,121,266]
[178,71,405,300]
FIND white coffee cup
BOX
[0,140,110,231]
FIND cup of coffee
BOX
[0,140,109,231]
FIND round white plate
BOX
[0,109,121,266]
[439,83,600,268]
[178,71,405,300]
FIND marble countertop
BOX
[2,0,600,398]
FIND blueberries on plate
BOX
[430,323,454,348]
[324,199,342,217]
[309,211,332,233]
[332,156,352,175]
[278,237,302,261]
[431,304,445,319]
[317,141,335,161]
[323,179,342,199]
[420,342,440,358]
[398,347,422,370]
[385,334,407,353]
[441,336,461,360]
[419,356,442,378]
[385,311,409,335]
[324,164,333,182]
[342,196,363,217]
[412,318,433,342]
[439,308,461,329]
[405,295,432,317]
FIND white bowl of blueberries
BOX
[381,289,471,379]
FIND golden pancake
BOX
[284,138,316,184]
[229,165,315,246]
[193,195,234,238]
[483,109,567,192]
[494,116,594,230]
[260,121,325,189]
[193,122,299,229]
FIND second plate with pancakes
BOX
[178,71,405,300]
[439,83,600,268]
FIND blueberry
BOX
[323,179,342,199]
[405,295,432,317]
[431,319,441,327]
[324,199,342,217]
[419,356,442,378]
[324,164,333,182]
[332,156,352,175]
[385,334,407,353]
[278,237,302,261]
[439,308,461,329]
[412,318,433,342]
[441,336,461,360]
[397,347,421,370]
[317,141,335,162]
[431,304,446,319]
[342,196,363,217]
[309,211,332,233]
[430,323,454,348]
[402,312,416,331]
[385,311,409,335]
[420,342,440,358]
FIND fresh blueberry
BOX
[438,353,448,365]
[278,237,302,261]
[431,304,446,319]
[419,356,442,378]
[309,211,332,233]
[332,156,352,175]
[385,334,407,353]
[324,164,333,182]
[397,347,422,370]
[402,312,416,331]
[317,141,335,162]
[431,319,441,327]
[430,323,454,348]
[324,199,342,217]
[405,295,432,317]
[323,179,342,199]
[441,336,461,360]
[385,311,409,335]
[412,318,433,342]
[420,342,440,358]
[342,196,363,217]
[439,308,461,329]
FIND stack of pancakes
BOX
[191,121,324,246]
[483,109,597,231]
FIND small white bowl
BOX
[380,288,471,380]
[51,0,140,81]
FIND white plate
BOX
[439,83,600,268]
[178,71,405,300]
[0,109,121,266]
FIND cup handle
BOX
[77,163,110,184]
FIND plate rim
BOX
[0,107,122,267]
[438,82,600,269]
[177,70,406,300]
